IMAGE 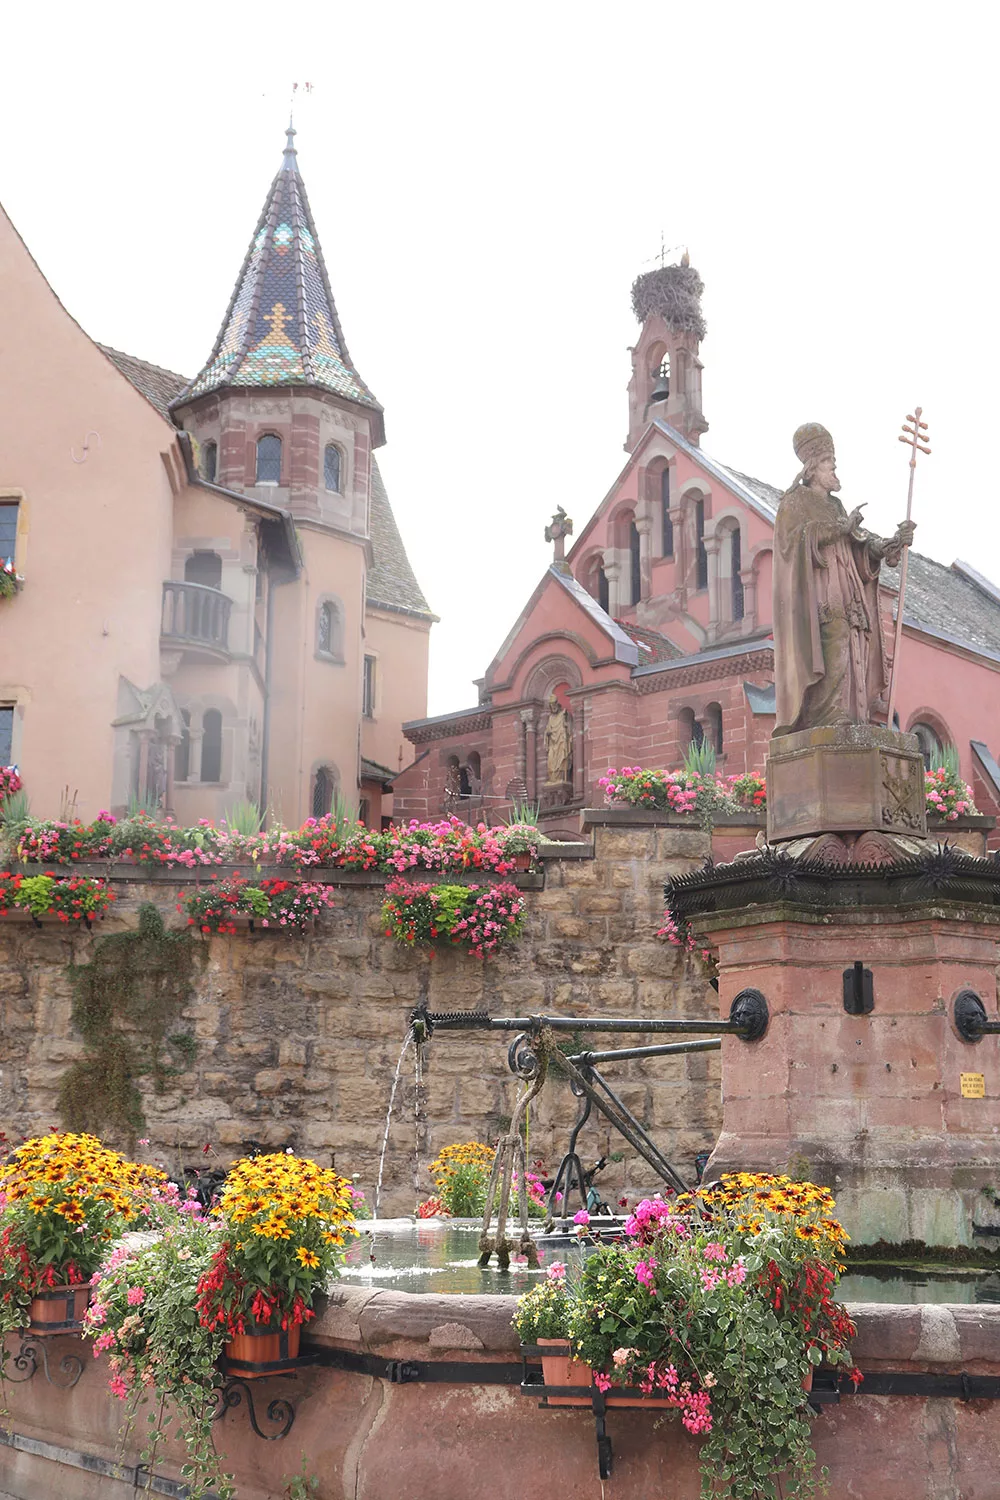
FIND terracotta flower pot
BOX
[223,1322,301,1378]
[28,1283,90,1335]
[513,852,533,872]
[536,1337,592,1406]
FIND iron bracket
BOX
[3,1334,84,1390]
[213,1376,296,1440]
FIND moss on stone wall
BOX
[58,902,199,1144]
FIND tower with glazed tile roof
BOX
[176,125,384,442]
[172,126,431,826]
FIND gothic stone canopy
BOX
[175,127,383,430]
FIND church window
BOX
[0,705,13,765]
[324,443,342,493]
[175,711,191,782]
[201,709,223,783]
[911,722,943,770]
[0,502,18,566]
[706,702,723,753]
[312,765,334,819]
[629,520,641,606]
[731,528,744,622]
[695,498,708,590]
[678,706,703,751]
[202,441,218,483]
[363,655,376,718]
[597,563,610,613]
[661,469,673,557]
[256,434,282,484]
[184,551,223,590]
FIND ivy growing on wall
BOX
[59,902,200,1143]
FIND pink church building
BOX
[0,127,433,827]
[395,262,1000,834]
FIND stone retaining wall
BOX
[0,824,721,1213]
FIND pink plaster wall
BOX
[0,205,174,819]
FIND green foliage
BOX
[512,1274,574,1341]
[0,788,30,829]
[14,874,55,915]
[127,791,161,818]
[58,903,198,1144]
[505,799,541,827]
[930,742,961,778]
[442,1161,488,1216]
[683,738,718,777]
[283,1457,321,1500]
[84,1220,234,1500]
[224,798,264,836]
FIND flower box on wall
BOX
[28,1283,91,1334]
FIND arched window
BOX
[201,441,217,483]
[312,766,334,819]
[661,468,673,557]
[706,702,723,753]
[256,434,282,485]
[628,520,641,606]
[175,711,191,782]
[359,796,371,827]
[730,527,744,622]
[911,722,943,770]
[597,563,610,613]
[695,498,708,590]
[324,443,342,493]
[184,551,223,590]
[678,707,703,752]
[317,599,343,658]
[201,709,223,783]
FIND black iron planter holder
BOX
[4,1333,85,1390]
[214,1352,320,1441]
[518,1344,841,1480]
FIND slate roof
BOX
[174,127,382,420]
[881,551,1000,661]
[98,345,187,421]
[366,458,434,619]
[717,465,782,515]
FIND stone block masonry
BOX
[0,825,721,1215]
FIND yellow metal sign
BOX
[960,1073,986,1099]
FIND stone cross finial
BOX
[545,506,573,564]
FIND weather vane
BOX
[885,407,931,730]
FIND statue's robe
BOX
[772,483,888,736]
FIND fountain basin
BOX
[344,1219,1000,1304]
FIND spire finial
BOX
[283,118,297,169]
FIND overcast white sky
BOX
[3,3,997,715]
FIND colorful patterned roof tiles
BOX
[174,126,382,422]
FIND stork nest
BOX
[631,264,707,340]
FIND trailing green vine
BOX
[59,903,199,1144]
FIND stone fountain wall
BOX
[0,820,723,1213]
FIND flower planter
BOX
[513,853,533,872]
[28,1283,90,1334]
[223,1322,301,1378]
[536,1338,593,1406]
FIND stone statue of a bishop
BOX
[772,423,915,737]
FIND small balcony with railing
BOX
[161,580,232,663]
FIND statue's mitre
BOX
[792,422,834,464]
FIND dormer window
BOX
[324,443,342,493]
[201,440,217,483]
[256,434,282,485]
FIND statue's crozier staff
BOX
[772,423,915,736]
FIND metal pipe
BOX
[423,1013,740,1036]
[571,1038,722,1065]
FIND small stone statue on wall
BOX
[773,423,916,736]
[543,694,573,786]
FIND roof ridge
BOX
[96,343,188,383]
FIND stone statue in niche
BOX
[772,423,916,736]
[543,694,573,786]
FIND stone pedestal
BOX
[696,901,1000,1245]
[766,724,926,844]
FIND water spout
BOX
[373,1027,414,1222]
